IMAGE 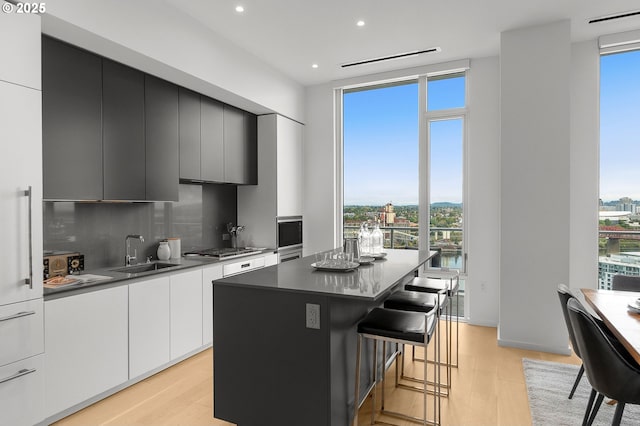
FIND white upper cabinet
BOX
[0,82,43,305]
[0,12,40,89]
[276,115,303,217]
[238,114,303,248]
[0,12,42,306]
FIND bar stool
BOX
[406,269,460,367]
[353,307,440,426]
[384,289,449,396]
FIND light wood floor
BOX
[53,323,579,426]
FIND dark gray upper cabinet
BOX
[43,36,256,199]
[245,112,258,185]
[201,96,225,182]
[178,88,201,181]
[145,75,179,201]
[103,59,145,200]
[42,37,103,200]
[224,106,257,185]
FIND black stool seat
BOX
[358,307,436,344]
[406,277,459,296]
[384,290,447,313]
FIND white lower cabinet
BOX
[44,286,128,418]
[0,299,43,368]
[170,269,203,359]
[223,256,266,277]
[0,354,44,426]
[129,276,171,379]
[202,264,223,346]
[264,252,279,266]
[43,256,275,419]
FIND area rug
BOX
[523,358,640,425]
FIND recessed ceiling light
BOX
[235,5,244,13]
[356,20,365,27]
[312,64,319,69]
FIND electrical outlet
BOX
[306,303,320,329]
[480,281,487,292]
[222,233,230,241]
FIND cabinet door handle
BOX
[241,263,251,268]
[23,186,33,289]
[0,311,36,322]
[0,368,36,385]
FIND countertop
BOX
[214,249,437,300]
[43,248,276,300]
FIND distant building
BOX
[599,252,640,290]
[395,217,410,226]
[599,210,631,224]
[379,202,396,226]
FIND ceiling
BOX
[164,0,640,86]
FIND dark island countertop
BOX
[214,249,437,300]
[213,248,438,426]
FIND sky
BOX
[343,76,465,206]
[344,51,640,206]
[600,49,640,202]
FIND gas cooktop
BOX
[183,247,263,259]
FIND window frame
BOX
[421,73,469,274]
[334,66,469,266]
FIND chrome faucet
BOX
[125,234,145,266]
[227,223,245,249]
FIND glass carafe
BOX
[358,222,371,256]
[371,221,383,256]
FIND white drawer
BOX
[0,299,43,367]
[0,354,44,426]
[223,256,266,277]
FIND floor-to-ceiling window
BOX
[340,70,468,316]
[426,73,466,272]
[598,48,640,289]
[342,81,419,246]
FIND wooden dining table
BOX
[581,288,640,364]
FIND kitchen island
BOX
[213,249,436,426]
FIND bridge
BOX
[599,228,640,253]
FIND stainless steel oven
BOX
[277,216,302,261]
[278,246,302,263]
[277,216,302,250]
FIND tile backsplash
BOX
[43,184,237,270]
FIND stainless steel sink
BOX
[111,262,179,274]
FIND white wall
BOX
[302,21,603,352]
[570,41,600,292]
[466,56,501,326]
[303,83,338,255]
[498,20,571,354]
[41,0,304,121]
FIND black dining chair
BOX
[556,284,585,399]
[611,274,640,292]
[567,298,640,426]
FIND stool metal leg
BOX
[380,321,440,425]
[355,309,441,426]
[353,334,362,426]
[372,339,378,426]
[399,293,450,395]
[409,275,460,372]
